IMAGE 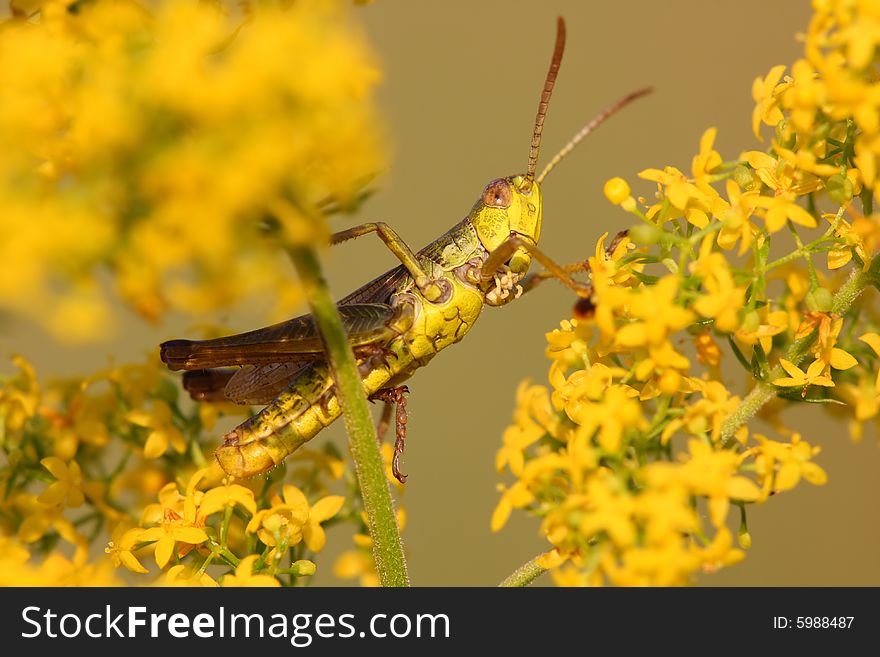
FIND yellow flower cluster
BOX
[0,0,384,340]
[0,353,386,585]
[494,0,880,586]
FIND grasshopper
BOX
[160,17,650,482]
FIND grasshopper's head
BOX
[471,17,650,282]
[472,175,542,277]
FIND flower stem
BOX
[498,552,551,587]
[287,246,409,587]
[720,260,877,444]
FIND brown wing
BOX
[163,264,412,404]
[223,361,314,405]
[339,264,410,305]
[182,361,314,405]
[182,368,238,402]
[160,302,398,371]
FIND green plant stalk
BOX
[720,259,878,444]
[288,246,410,587]
[499,552,551,587]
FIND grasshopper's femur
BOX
[536,86,654,184]
[524,16,567,189]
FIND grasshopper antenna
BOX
[537,86,654,184]
[523,16,567,192]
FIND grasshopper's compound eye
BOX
[482,179,512,209]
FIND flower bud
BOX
[604,177,632,205]
[805,287,833,312]
[628,223,661,245]
[826,172,853,205]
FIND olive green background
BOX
[6,0,880,585]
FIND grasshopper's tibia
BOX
[370,386,410,483]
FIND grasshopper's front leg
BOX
[481,231,593,297]
[515,229,631,296]
[332,222,446,302]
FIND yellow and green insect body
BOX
[160,18,650,481]
[215,182,536,478]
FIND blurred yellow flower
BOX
[221,555,281,588]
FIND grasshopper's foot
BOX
[370,386,410,483]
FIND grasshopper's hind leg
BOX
[370,386,410,484]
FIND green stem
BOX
[287,246,409,587]
[720,261,876,444]
[498,552,551,587]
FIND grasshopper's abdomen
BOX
[216,353,408,478]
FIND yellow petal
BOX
[143,430,168,459]
[778,359,805,378]
[774,462,801,492]
[725,476,761,501]
[859,333,880,357]
[310,495,344,523]
[40,457,69,481]
[787,203,817,228]
[801,462,828,486]
[805,358,828,379]
[708,496,729,527]
[829,348,857,370]
[119,551,150,575]
[172,526,209,545]
[154,535,174,568]
[138,527,165,542]
[37,482,67,506]
[772,377,803,387]
[303,520,327,553]
[491,499,512,532]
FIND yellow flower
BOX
[161,565,219,588]
[491,481,535,532]
[0,1,385,337]
[811,315,857,372]
[126,400,186,459]
[199,481,257,517]
[752,65,789,139]
[661,380,743,445]
[754,433,827,495]
[0,355,40,442]
[716,180,759,256]
[497,382,553,477]
[334,549,379,587]
[138,510,209,569]
[644,440,760,527]
[694,331,722,368]
[773,358,834,394]
[692,128,723,181]
[752,192,818,233]
[105,525,150,575]
[614,276,694,348]
[639,165,715,228]
[735,309,788,355]
[14,492,84,555]
[37,457,86,508]
[564,384,645,454]
[690,241,745,332]
[221,555,281,588]
[837,372,879,441]
[698,527,745,574]
[246,485,311,550]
